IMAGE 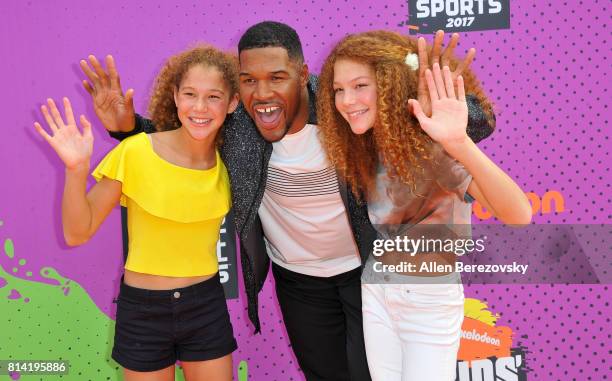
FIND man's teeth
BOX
[190,117,211,124]
[256,106,280,113]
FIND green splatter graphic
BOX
[4,238,14,258]
[40,266,67,285]
[11,267,18,273]
[238,360,249,381]
[26,271,32,277]
[1,262,121,380]
[18,259,26,266]
[1,252,247,380]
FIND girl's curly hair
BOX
[317,30,494,200]
[147,44,239,137]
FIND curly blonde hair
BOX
[148,44,239,136]
[317,30,494,200]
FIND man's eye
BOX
[333,88,343,93]
[356,83,368,89]
[271,76,283,81]
[209,95,221,100]
[243,78,256,84]
[184,92,195,97]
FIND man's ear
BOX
[300,63,309,88]
[227,93,240,114]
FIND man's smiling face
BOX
[239,47,308,142]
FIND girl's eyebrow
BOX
[180,85,226,94]
[333,76,372,85]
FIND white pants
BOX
[362,282,464,381]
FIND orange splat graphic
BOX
[457,317,513,361]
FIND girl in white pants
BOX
[317,30,532,381]
[362,267,465,380]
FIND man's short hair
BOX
[238,21,304,63]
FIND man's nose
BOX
[254,80,273,100]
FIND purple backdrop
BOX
[1,0,609,380]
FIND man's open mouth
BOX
[254,105,283,129]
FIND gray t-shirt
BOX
[368,142,472,231]
[363,142,472,284]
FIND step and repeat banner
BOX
[0,1,609,380]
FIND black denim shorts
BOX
[111,273,237,372]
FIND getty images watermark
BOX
[364,224,610,284]
[371,235,528,276]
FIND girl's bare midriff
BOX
[124,269,216,290]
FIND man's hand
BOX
[416,30,475,117]
[80,55,135,133]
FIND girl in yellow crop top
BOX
[34,46,239,380]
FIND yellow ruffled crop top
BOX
[92,132,231,277]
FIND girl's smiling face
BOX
[332,59,378,135]
[174,64,238,141]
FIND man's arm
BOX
[80,55,155,141]
[107,114,156,140]
[465,94,495,143]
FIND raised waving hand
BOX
[80,55,135,133]
[34,97,123,246]
[410,63,532,225]
[409,63,468,149]
[416,30,476,117]
[34,98,93,170]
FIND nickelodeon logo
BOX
[458,299,512,361]
[473,190,565,220]
[456,299,527,381]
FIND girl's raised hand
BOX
[34,98,94,170]
[409,63,469,149]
